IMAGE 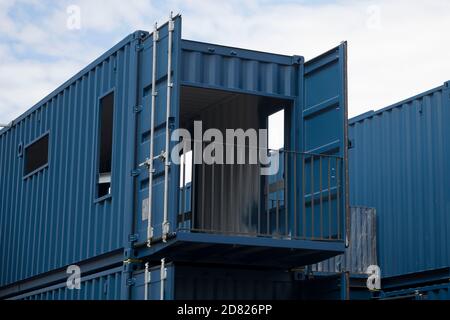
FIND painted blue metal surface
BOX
[10,267,123,300]
[375,283,450,300]
[132,264,349,300]
[134,16,182,244]
[0,30,144,288]
[349,81,450,277]
[6,263,352,300]
[180,40,297,98]
[0,14,348,290]
[294,43,348,241]
[131,263,175,300]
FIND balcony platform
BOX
[136,232,345,269]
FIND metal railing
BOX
[177,150,344,241]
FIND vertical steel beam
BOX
[162,13,175,242]
[146,23,159,247]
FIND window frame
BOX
[23,131,50,180]
[94,88,116,203]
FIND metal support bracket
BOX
[123,258,142,273]
[162,222,170,242]
[147,227,154,246]
[139,158,154,171]
[126,277,136,287]
[157,150,168,162]
[168,20,175,32]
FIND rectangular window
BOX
[24,134,49,176]
[97,92,114,198]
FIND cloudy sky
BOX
[1,0,449,123]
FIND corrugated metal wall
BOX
[193,93,266,234]
[0,33,142,287]
[173,265,302,300]
[11,267,122,300]
[349,82,450,277]
[180,41,348,243]
[311,206,377,274]
[172,265,348,300]
[180,40,297,97]
[378,283,450,300]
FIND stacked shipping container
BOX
[349,81,450,278]
[0,15,349,300]
[2,12,449,299]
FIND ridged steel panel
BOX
[192,93,265,234]
[11,267,122,300]
[180,40,298,98]
[172,265,348,300]
[379,283,450,300]
[349,81,450,277]
[174,265,300,300]
[0,32,143,287]
[311,206,377,274]
[131,263,332,300]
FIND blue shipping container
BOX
[10,267,123,300]
[375,283,450,300]
[0,15,348,292]
[349,81,450,277]
[6,262,351,300]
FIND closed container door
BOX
[135,16,182,243]
[131,264,175,300]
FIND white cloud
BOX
[176,0,450,116]
[0,0,449,122]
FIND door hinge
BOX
[135,43,143,52]
[123,257,142,272]
[131,169,140,177]
[134,105,143,113]
[126,277,136,287]
[128,233,139,243]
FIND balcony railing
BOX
[177,150,344,242]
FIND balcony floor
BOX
[137,232,345,269]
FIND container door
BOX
[290,42,348,241]
[135,16,182,244]
[131,263,175,300]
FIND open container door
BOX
[289,42,348,243]
[135,15,182,246]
